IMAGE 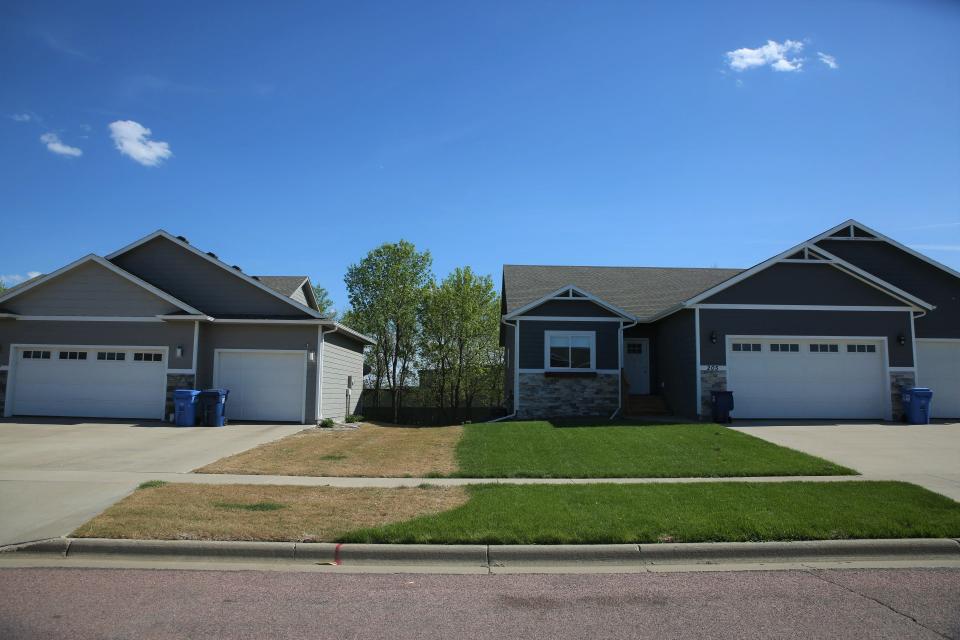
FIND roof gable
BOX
[505,285,634,319]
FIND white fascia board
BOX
[105,230,324,319]
[504,284,636,320]
[0,254,204,316]
[683,243,812,306]
[811,244,935,310]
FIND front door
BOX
[624,339,650,394]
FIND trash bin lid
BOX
[200,388,229,397]
[909,387,933,396]
[174,389,201,397]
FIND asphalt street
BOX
[1,567,957,639]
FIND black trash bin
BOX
[711,390,734,424]
[199,389,229,427]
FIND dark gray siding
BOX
[817,239,960,338]
[699,309,914,366]
[112,237,311,318]
[652,310,697,418]
[522,300,618,317]
[701,263,904,306]
[321,331,365,420]
[0,319,195,369]
[518,319,620,370]
[197,323,319,422]
[623,323,658,392]
[3,261,179,317]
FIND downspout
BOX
[316,324,337,423]
[911,310,925,386]
[609,318,638,420]
[487,317,518,422]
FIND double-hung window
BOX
[545,331,595,370]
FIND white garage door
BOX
[213,350,306,422]
[917,340,960,418]
[726,338,887,419]
[9,346,166,419]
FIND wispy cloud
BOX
[726,39,805,72]
[904,221,960,231]
[39,31,95,61]
[910,244,960,252]
[109,120,172,166]
[817,52,839,69]
[40,132,82,157]
[10,113,32,123]
[0,271,42,286]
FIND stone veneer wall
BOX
[699,368,727,418]
[0,370,6,417]
[889,370,916,422]
[165,373,196,421]
[517,372,618,419]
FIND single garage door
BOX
[8,346,167,419]
[917,340,960,418]
[726,338,887,419]
[213,350,306,422]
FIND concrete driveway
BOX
[733,422,960,501]
[0,419,306,546]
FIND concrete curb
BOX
[4,538,959,566]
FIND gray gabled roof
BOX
[503,264,744,321]
[256,276,309,297]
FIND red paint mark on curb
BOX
[334,543,343,565]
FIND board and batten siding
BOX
[652,309,697,418]
[3,261,179,317]
[321,331,365,421]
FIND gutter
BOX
[488,317,519,422]
[609,318,639,420]
[316,325,338,422]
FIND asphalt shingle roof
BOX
[503,265,744,321]
[255,276,309,298]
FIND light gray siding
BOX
[817,239,960,338]
[522,300,618,317]
[3,261,179,317]
[321,331,365,421]
[111,237,311,318]
[701,263,905,306]
[197,323,319,422]
[503,322,515,409]
[518,320,620,370]
[291,283,309,307]
[698,309,914,367]
[652,309,697,418]
[0,319,195,369]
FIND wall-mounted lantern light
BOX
[710,331,719,344]
[176,346,183,358]
[897,333,906,346]
[307,344,316,362]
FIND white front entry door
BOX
[9,346,167,419]
[917,340,960,418]
[624,339,650,394]
[213,350,306,423]
[726,338,887,419]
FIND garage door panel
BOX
[917,341,960,418]
[214,351,305,423]
[727,339,886,419]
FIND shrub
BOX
[138,480,168,490]
[345,414,364,423]
[320,418,335,428]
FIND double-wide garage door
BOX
[8,346,167,420]
[726,338,887,419]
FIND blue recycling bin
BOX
[902,387,933,424]
[173,389,201,427]
[199,389,229,427]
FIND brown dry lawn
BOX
[72,482,469,542]
[194,422,463,477]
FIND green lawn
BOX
[453,421,855,478]
[339,481,960,544]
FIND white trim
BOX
[812,219,960,281]
[693,304,914,312]
[317,325,336,421]
[889,367,916,372]
[694,307,702,417]
[13,316,166,322]
[0,254,204,316]
[158,314,212,321]
[191,320,199,374]
[106,231,324,319]
[508,316,625,322]
[813,245,935,310]
[514,319,520,413]
[0,365,8,371]
[212,348,308,424]
[725,334,893,341]
[699,364,727,371]
[915,338,960,342]
[212,318,326,325]
[909,312,918,376]
[504,284,635,320]
[543,330,597,371]
[166,368,195,374]
[5,343,169,419]
[519,368,620,374]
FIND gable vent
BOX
[176,235,189,243]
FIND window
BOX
[626,343,643,354]
[546,332,594,370]
[22,350,51,360]
[732,343,761,352]
[97,352,127,361]
[58,351,88,360]
[133,352,163,362]
[810,344,839,353]
[847,344,877,353]
[770,343,799,353]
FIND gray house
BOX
[501,220,960,421]
[0,230,372,424]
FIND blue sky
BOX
[2,1,958,311]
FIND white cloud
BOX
[0,271,41,286]
[108,120,172,167]
[817,52,839,69]
[40,132,82,157]
[726,39,805,72]
[911,244,960,252]
[10,113,32,122]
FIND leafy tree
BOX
[312,284,335,317]
[0,279,6,293]
[345,240,432,422]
